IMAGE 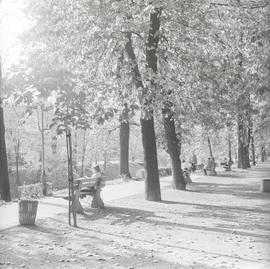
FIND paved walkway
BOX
[0,174,175,230]
[0,162,269,269]
[0,162,269,231]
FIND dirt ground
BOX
[1,162,270,269]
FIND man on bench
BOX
[74,165,105,213]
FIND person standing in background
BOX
[189,151,197,172]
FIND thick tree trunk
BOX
[0,58,11,201]
[0,104,11,201]
[141,117,161,201]
[237,115,249,169]
[124,11,161,201]
[142,7,162,201]
[119,104,131,178]
[245,145,250,168]
[207,137,213,158]
[163,111,186,190]
[119,120,131,178]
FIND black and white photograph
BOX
[0,0,269,268]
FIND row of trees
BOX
[0,0,269,201]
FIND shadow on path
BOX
[80,205,270,241]
[188,182,270,201]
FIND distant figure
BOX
[92,165,102,178]
[204,157,216,175]
[204,158,211,175]
[182,160,192,184]
[189,152,197,172]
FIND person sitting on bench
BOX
[80,165,105,209]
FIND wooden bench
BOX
[220,162,230,171]
[73,176,105,213]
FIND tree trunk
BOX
[39,108,47,195]
[103,149,107,172]
[237,115,248,169]
[207,137,213,158]
[80,129,87,177]
[124,10,161,201]
[15,138,20,186]
[249,120,256,165]
[141,117,161,201]
[163,111,186,190]
[261,140,265,162]
[246,123,251,168]
[234,147,237,163]
[119,120,131,178]
[228,132,232,170]
[251,135,256,165]
[0,57,11,201]
[73,130,78,171]
[119,104,131,178]
[142,7,162,201]
[0,104,11,201]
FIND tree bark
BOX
[0,58,11,201]
[163,110,186,190]
[237,114,249,169]
[124,8,161,201]
[141,117,161,200]
[142,7,162,201]
[207,137,213,158]
[119,106,131,178]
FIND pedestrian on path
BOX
[189,151,197,172]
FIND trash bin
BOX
[18,200,38,225]
[261,179,270,192]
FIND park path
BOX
[0,161,270,268]
[0,162,269,231]
[0,172,175,230]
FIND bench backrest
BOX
[74,176,105,189]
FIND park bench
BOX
[73,176,105,213]
[195,164,204,170]
[220,162,230,171]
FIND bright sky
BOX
[0,0,29,68]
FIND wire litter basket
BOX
[18,200,38,225]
